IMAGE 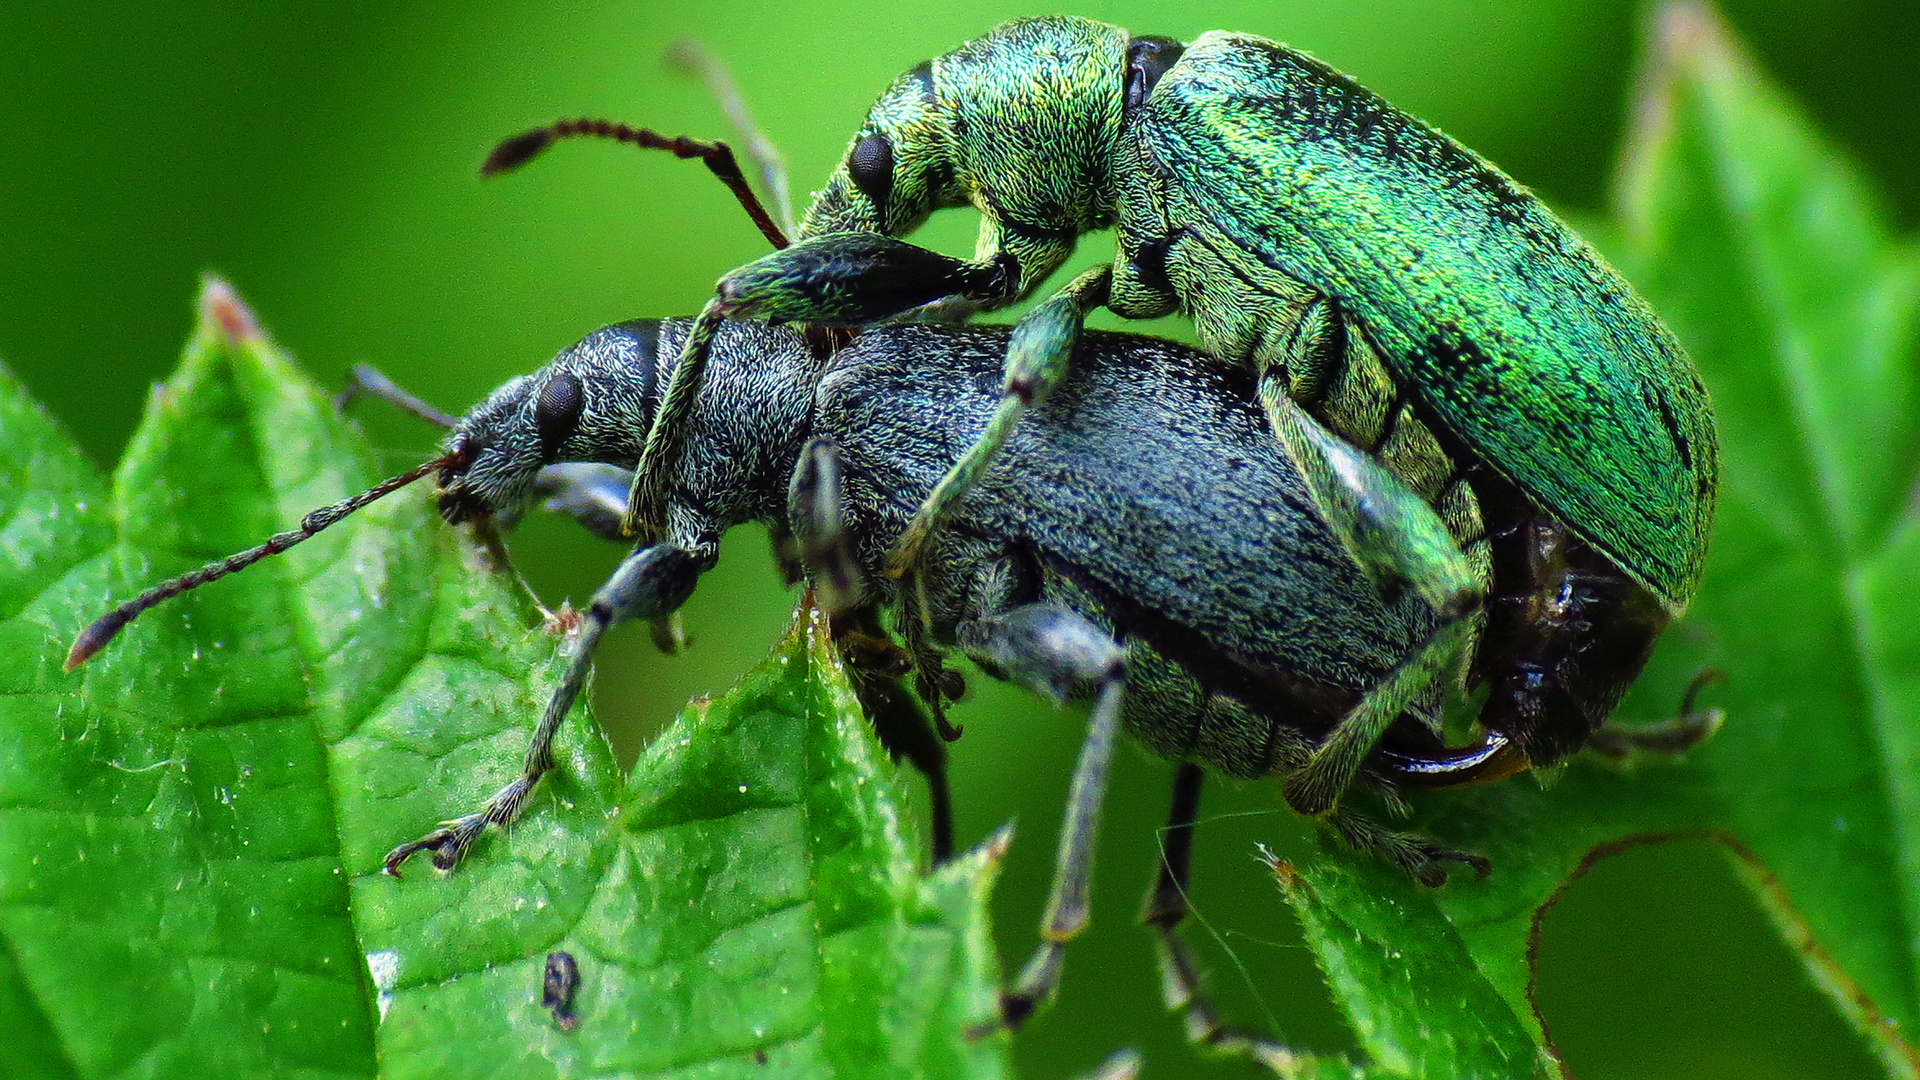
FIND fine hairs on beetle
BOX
[489,15,1719,820]
[68,312,1716,1057]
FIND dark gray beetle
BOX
[385,317,1527,1030]
[70,317,1702,1039]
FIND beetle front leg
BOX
[528,462,636,542]
[522,461,687,653]
[716,232,1021,327]
[956,601,1127,1029]
[883,265,1113,579]
[383,542,705,875]
[625,300,727,540]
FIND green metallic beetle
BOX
[488,16,1717,817]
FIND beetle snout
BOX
[435,484,491,525]
[434,438,491,523]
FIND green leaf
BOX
[1270,4,1920,1077]
[2,280,1011,1079]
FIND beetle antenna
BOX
[482,119,790,250]
[66,452,459,670]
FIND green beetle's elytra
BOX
[479,14,1718,824]
[1129,30,1715,608]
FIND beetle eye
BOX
[848,131,894,227]
[533,372,584,459]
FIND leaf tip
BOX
[980,820,1016,864]
[195,276,265,349]
[1257,841,1305,895]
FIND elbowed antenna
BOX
[65,452,459,671]
[480,119,791,250]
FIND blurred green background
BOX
[4,2,1913,1077]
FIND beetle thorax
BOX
[798,16,1129,245]
[938,16,1129,237]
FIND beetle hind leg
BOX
[1251,302,1486,818]
[1142,763,1313,1070]
[1327,804,1490,888]
[955,600,1127,1031]
[1260,371,1482,818]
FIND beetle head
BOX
[437,321,661,525]
[799,18,1134,265]
[800,59,959,240]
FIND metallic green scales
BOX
[933,18,1124,240]
[1137,31,1717,610]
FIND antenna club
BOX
[482,129,556,176]
[65,617,120,671]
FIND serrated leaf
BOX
[1270,5,1920,1077]
[1,280,1011,1079]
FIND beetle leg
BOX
[527,462,636,542]
[1326,804,1490,888]
[1253,346,1484,816]
[956,601,1127,1029]
[787,436,867,617]
[1140,764,1306,1066]
[842,658,955,865]
[625,300,727,540]
[383,542,705,875]
[884,265,1113,578]
[766,519,806,586]
[1258,371,1482,622]
[1587,667,1725,758]
[794,438,959,852]
[519,461,688,654]
[715,232,1020,326]
[1283,612,1479,817]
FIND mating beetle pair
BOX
[70,11,1721,1047]
[73,314,1600,1038]
[498,14,1718,817]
